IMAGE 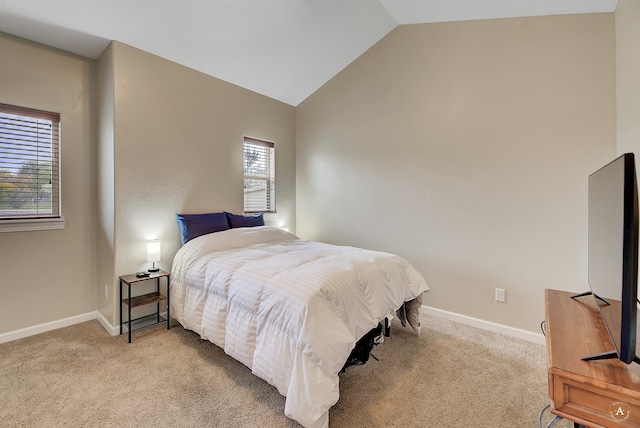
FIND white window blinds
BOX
[0,103,60,219]
[243,137,275,213]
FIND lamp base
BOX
[148,267,160,272]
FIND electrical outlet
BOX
[495,288,506,303]
[104,284,108,299]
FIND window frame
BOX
[0,103,64,232]
[243,136,276,214]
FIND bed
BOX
[170,224,429,428]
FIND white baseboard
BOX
[1,306,545,346]
[96,311,120,337]
[423,305,546,345]
[0,311,97,344]
[97,310,169,337]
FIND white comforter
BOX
[170,226,429,428]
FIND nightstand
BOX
[119,270,171,343]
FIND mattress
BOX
[170,226,429,427]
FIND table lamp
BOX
[147,240,161,272]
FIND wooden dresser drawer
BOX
[551,373,640,427]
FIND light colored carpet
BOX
[0,315,568,427]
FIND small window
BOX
[243,137,275,213]
[0,103,60,220]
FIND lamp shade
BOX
[147,240,161,263]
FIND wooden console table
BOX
[545,289,640,427]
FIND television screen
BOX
[588,153,639,364]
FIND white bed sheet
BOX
[170,226,429,427]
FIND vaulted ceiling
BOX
[0,0,619,106]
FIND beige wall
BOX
[0,33,98,333]
[616,0,640,156]
[615,1,640,304]
[296,14,617,333]
[0,34,296,333]
[97,42,296,326]
[0,11,624,337]
[96,43,116,320]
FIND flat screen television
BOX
[579,152,640,365]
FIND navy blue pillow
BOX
[226,212,265,228]
[176,212,230,244]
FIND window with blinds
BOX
[0,103,60,220]
[243,137,275,213]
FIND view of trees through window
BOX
[0,105,60,219]
[243,137,275,213]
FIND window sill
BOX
[0,217,66,232]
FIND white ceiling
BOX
[0,0,619,106]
